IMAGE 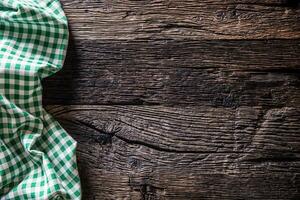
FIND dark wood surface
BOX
[43,1,300,199]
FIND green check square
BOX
[0,0,81,199]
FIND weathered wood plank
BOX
[46,105,300,199]
[76,164,300,200]
[60,0,300,40]
[53,39,300,70]
[43,39,300,106]
[47,105,300,153]
[42,1,300,199]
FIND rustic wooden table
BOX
[43,1,300,199]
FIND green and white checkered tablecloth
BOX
[0,0,81,199]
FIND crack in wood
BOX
[73,118,223,153]
[43,0,300,197]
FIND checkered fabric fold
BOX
[0,0,81,199]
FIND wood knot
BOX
[129,177,166,200]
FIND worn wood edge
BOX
[76,159,300,199]
[78,169,300,199]
[42,38,300,106]
[46,105,300,153]
[43,68,300,106]
[45,105,300,199]
[63,39,300,70]
[61,0,300,40]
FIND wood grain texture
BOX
[43,39,300,106]
[60,0,300,40]
[42,0,300,199]
[46,105,300,199]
